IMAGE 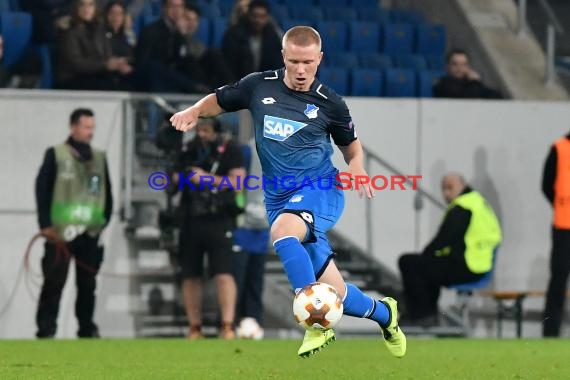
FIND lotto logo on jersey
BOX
[263,115,307,141]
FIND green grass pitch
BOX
[1,338,568,379]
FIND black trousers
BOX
[232,251,266,325]
[398,252,484,319]
[36,233,103,338]
[543,228,570,337]
[178,216,234,278]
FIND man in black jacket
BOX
[221,0,283,79]
[35,108,113,338]
[135,0,209,93]
[433,49,503,99]
[398,173,501,326]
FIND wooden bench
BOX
[478,290,570,338]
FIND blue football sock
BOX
[273,236,315,293]
[342,283,390,327]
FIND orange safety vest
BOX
[554,137,570,229]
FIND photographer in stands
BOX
[171,117,245,340]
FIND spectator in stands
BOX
[104,1,136,65]
[433,49,503,99]
[177,5,236,88]
[34,108,113,338]
[398,173,502,326]
[55,0,133,90]
[135,0,210,93]
[0,35,10,88]
[233,138,270,339]
[541,133,570,337]
[172,118,246,340]
[222,0,283,79]
[21,0,74,44]
[0,32,45,88]
[228,0,283,35]
[229,0,250,27]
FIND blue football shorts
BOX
[267,185,345,278]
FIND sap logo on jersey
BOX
[263,115,307,141]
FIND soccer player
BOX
[170,26,406,358]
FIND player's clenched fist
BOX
[170,107,200,132]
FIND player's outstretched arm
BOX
[170,93,224,132]
[338,139,375,199]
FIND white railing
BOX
[517,0,565,85]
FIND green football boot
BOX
[380,297,407,358]
[297,329,336,358]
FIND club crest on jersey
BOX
[263,115,307,141]
[304,104,319,119]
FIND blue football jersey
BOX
[215,68,357,209]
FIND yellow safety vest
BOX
[446,191,502,274]
[50,143,107,241]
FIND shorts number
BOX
[300,212,313,224]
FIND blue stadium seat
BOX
[318,67,349,96]
[416,24,446,56]
[426,54,446,71]
[281,19,312,31]
[8,0,19,10]
[324,52,358,68]
[324,7,357,22]
[35,44,53,89]
[447,248,499,292]
[316,21,347,52]
[383,23,414,55]
[132,12,143,36]
[285,0,317,7]
[394,54,427,70]
[212,18,227,48]
[290,6,323,22]
[263,0,282,7]
[218,0,234,17]
[418,70,445,97]
[271,5,289,25]
[141,1,159,20]
[0,0,10,12]
[150,0,161,15]
[141,9,160,27]
[385,68,416,97]
[318,0,349,6]
[350,0,380,7]
[195,18,211,47]
[446,247,499,337]
[197,3,221,19]
[389,10,424,25]
[0,11,32,68]
[349,22,380,53]
[358,53,392,70]
[357,7,389,23]
[350,69,382,96]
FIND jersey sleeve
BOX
[215,72,261,112]
[327,97,358,147]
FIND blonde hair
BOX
[282,26,322,51]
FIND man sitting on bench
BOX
[398,173,502,326]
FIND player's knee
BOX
[270,224,290,242]
[270,214,306,242]
[335,283,347,299]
